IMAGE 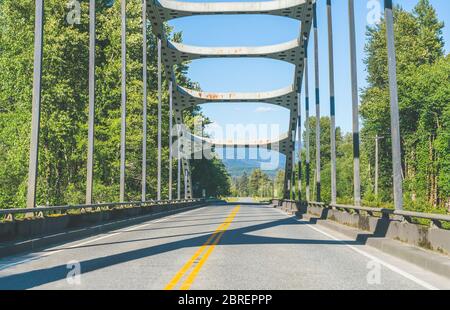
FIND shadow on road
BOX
[0,205,370,290]
[294,205,389,244]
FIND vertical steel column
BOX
[141,0,147,202]
[327,0,337,205]
[86,0,96,205]
[286,179,290,200]
[384,0,403,210]
[27,0,44,209]
[375,135,381,197]
[348,0,361,206]
[177,116,182,200]
[297,92,302,202]
[157,38,162,201]
[168,81,173,200]
[184,169,188,199]
[313,1,321,202]
[304,41,311,202]
[177,156,181,200]
[119,0,127,202]
[291,148,296,200]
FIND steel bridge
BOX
[0,0,449,290]
[24,0,404,209]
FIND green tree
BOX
[297,116,345,203]
[360,0,449,211]
[238,172,250,197]
[274,170,284,199]
[191,156,231,198]
[0,0,89,206]
[0,0,230,208]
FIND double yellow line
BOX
[165,205,241,290]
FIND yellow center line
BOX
[179,207,239,290]
[164,221,227,290]
[164,206,241,290]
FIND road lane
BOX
[0,203,447,290]
[165,205,241,290]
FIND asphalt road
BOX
[0,201,448,290]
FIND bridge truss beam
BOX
[147,0,314,200]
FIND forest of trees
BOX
[290,0,449,213]
[233,1,449,214]
[0,0,448,214]
[360,0,449,212]
[0,0,230,208]
[230,169,274,199]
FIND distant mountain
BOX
[222,157,286,179]
[218,142,301,178]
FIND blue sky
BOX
[168,0,450,136]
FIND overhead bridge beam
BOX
[173,85,298,111]
[22,0,404,209]
[165,39,304,66]
[150,0,310,84]
[149,0,309,22]
[148,0,314,201]
[182,132,291,156]
[159,38,305,93]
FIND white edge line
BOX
[270,207,439,290]
[3,205,439,290]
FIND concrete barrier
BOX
[272,199,303,216]
[271,199,282,208]
[0,201,205,243]
[272,199,450,256]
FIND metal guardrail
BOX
[0,199,203,221]
[305,201,450,228]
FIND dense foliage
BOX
[291,0,450,212]
[0,0,230,208]
[0,0,448,212]
[230,169,274,198]
[360,0,449,212]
